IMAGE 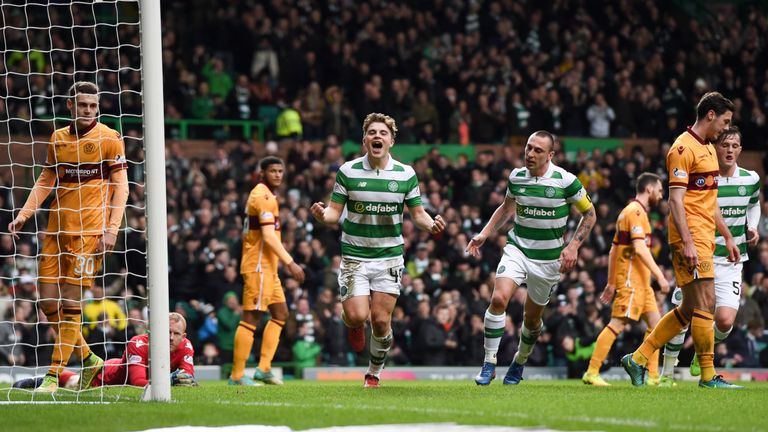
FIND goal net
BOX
[0,0,161,401]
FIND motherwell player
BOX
[14,313,196,389]
[228,157,305,386]
[8,81,129,393]
[622,92,742,389]
[582,173,669,387]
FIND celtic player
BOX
[311,113,445,388]
[468,130,596,386]
[661,126,760,384]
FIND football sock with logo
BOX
[483,309,506,364]
[662,328,687,377]
[691,309,716,382]
[587,324,619,375]
[258,319,285,372]
[231,321,257,380]
[368,331,393,377]
[633,307,689,366]
[513,321,542,365]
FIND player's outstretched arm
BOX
[310,201,343,225]
[8,168,56,239]
[714,201,740,263]
[632,239,670,294]
[261,223,305,283]
[410,205,445,234]
[466,196,515,258]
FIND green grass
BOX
[1,380,766,432]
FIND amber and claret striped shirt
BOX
[46,121,126,235]
[612,200,651,289]
[241,182,281,273]
[666,126,719,245]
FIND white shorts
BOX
[714,261,742,311]
[670,262,742,311]
[496,244,561,306]
[338,257,404,302]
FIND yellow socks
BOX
[48,307,82,377]
[691,308,716,381]
[231,321,257,380]
[644,328,660,379]
[633,307,689,366]
[258,319,285,372]
[588,325,618,375]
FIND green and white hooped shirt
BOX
[505,163,591,262]
[715,165,761,264]
[331,155,422,262]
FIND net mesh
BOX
[1,0,147,401]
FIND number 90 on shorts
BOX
[39,235,104,287]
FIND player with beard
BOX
[582,173,670,386]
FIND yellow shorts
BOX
[612,283,658,321]
[671,241,714,288]
[242,270,285,311]
[39,235,104,288]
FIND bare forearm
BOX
[321,206,342,224]
[480,202,514,237]
[669,196,692,243]
[413,210,434,232]
[568,208,595,248]
[633,240,664,281]
[263,231,294,265]
[606,245,617,284]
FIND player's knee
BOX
[715,312,735,331]
[269,304,289,322]
[39,300,58,317]
[370,312,391,334]
[342,309,367,327]
[489,293,509,312]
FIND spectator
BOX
[586,93,615,138]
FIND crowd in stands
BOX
[154,0,768,148]
[2,0,768,375]
[1,1,767,149]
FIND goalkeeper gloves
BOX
[170,369,198,386]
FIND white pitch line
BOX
[214,400,743,432]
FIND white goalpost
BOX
[0,0,169,401]
[139,0,170,402]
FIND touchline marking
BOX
[215,400,734,431]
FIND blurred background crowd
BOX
[1,0,768,376]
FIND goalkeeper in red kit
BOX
[13,313,196,390]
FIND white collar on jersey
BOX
[528,161,554,179]
[362,153,395,171]
[719,163,739,181]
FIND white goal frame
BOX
[139,0,170,402]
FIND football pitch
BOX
[1,380,766,432]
